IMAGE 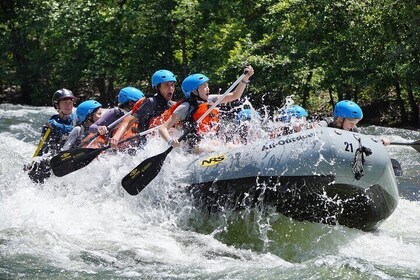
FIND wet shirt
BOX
[173,95,219,120]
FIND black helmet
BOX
[52,88,75,109]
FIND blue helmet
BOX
[76,100,102,124]
[334,100,363,119]
[236,109,252,122]
[281,105,308,122]
[151,70,177,88]
[118,87,144,104]
[182,73,209,98]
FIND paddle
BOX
[390,140,420,152]
[32,127,52,157]
[50,125,161,177]
[121,71,248,195]
[24,127,53,183]
[390,158,403,176]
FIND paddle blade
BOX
[122,147,173,195]
[24,159,52,184]
[412,140,420,152]
[390,158,403,176]
[50,146,108,177]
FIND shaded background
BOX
[0,0,418,127]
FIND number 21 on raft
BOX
[344,142,354,153]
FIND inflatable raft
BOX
[184,127,399,231]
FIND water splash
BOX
[0,104,419,279]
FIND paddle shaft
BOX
[32,127,51,158]
[390,140,420,152]
[390,141,419,147]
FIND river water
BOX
[0,103,419,279]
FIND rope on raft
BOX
[352,137,372,180]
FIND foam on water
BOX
[0,104,419,279]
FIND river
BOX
[0,103,419,279]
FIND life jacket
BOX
[81,101,146,149]
[177,100,218,150]
[148,100,183,128]
[81,133,107,149]
[39,114,75,156]
[191,103,219,134]
[114,115,139,140]
[132,97,146,114]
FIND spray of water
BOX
[0,104,419,278]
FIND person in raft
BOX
[275,104,310,136]
[109,70,177,148]
[61,100,104,151]
[159,65,255,154]
[83,87,144,149]
[319,100,390,145]
[25,88,76,183]
[41,88,77,154]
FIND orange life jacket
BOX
[81,133,107,149]
[82,119,139,149]
[132,97,146,114]
[81,98,146,149]
[192,103,219,134]
[149,100,183,128]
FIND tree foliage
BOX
[0,0,418,126]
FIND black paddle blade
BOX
[50,146,108,177]
[122,147,173,195]
[391,158,403,176]
[413,140,420,152]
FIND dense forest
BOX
[0,0,418,127]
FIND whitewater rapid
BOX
[1,104,419,279]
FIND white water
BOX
[0,104,419,279]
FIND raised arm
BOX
[217,65,254,104]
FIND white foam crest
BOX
[337,199,420,274]
[340,233,420,272]
[380,199,420,243]
[1,103,419,278]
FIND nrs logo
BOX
[60,152,72,161]
[200,155,227,167]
